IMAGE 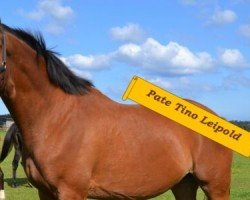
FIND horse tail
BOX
[0,123,16,163]
[16,128,23,152]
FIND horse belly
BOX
[87,106,193,198]
[88,142,191,199]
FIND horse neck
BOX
[4,88,68,127]
[2,81,73,151]
[1,32,72,141]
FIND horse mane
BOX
[1,24,93,95]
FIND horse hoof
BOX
[0,190,5,200]
[27,182,33,188]
[12,183,17,188]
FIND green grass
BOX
[0,131,38,199]
[1,130,250,199]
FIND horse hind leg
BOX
[38,190,56,200]
[194,157,232,200]
[12,149,21,188]
[186,169,231,200]
[198,178,230,200]
[171,173,198,200]
[0,168,5,200]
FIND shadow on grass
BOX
[4,177,32,188]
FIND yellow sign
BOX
[123,76,250,157]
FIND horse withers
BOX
[0,23,233,200]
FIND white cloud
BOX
[60,36,249,77]
[60,54,111,80]
[39,0,73,21]
[45,24,65,36]
[147,76,217,99]
[219,49,248,68]
[59,37,214,78]
[61,38,214,76]
[114,38,214,75]
[177,77,216,92]
[210,10,237,25]
[60,54,112,70]
[148,77,173,90]
[110,23,145,42]
[19,0,74,35]
[23,9,44,21]
[71,68,92,80]
[239,24,250,38]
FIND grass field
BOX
[0,131,250,199]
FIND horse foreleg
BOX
[57,184,87,200]
[200,182,230,200]
[0,168,5,200]
[39,187,87,200]
[58,190,86,200]
[38,190,56,200]
[194,154,232,200]
[171,173,198,200]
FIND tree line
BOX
[0,114,249,131]
[0,114,11,126]
[231,121,250,131]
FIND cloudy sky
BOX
[1,0,250,120]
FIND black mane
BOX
[1,24,93,95]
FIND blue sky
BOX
[1,0,250,120]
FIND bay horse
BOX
[0,123,22,187]
[0,23,233,200]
